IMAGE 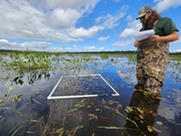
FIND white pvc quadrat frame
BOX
[47,74,119,99]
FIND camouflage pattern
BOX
[124,91,160,135]
[136,39,169,93]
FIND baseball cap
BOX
[136,6,152,20]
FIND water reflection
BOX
[0,54,181,136]
[124,91,160,136]
[12,69,51,85]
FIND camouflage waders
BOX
[136,39,169,93]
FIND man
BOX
[134,6,179,95]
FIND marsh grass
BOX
[0,50,181,136]
[169,55,181,61]
[3,52,57,72]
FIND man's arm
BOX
[149,31,179,42]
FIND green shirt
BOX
[155,17,178,36]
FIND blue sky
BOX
[0,0,181,52]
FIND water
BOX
[0,53,181,136]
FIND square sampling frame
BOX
[47,74,119,99]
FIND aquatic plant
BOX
[4,53,57,72]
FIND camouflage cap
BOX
[136,6,152,20]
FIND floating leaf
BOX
[172,88,180,93]
[140,120,144,124]
[115,108,119,114]
[152,127,162,133]
[152,113,157,117]
[139,114,144,119]
[147,125,153,132]
[88,114,97,120]
[117,104,122,108]
[125,106,133,113]
[167,95,170,98]
[56,128,64,136]
[137,108,144,114]
[92,133,95,136]
[26,131,34,134]
[58,130,64,136]
[108,100,114,105]
[12,95,22,103]
[156,121,163,126]
[80,99,86,104]
[5,107,11,110]
[87,105,91,108]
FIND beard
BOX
[142,16,153,30]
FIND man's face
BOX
[140,12,151,24]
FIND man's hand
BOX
[149,31,179,43]
[134,40,142,47]
[149,35,160,42]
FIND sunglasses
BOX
[140,14,146,20]
[139,12,149,20]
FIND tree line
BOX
[0,49,181,55]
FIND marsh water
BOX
[0,52,181,136]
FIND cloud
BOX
[0,0,100,43]
[69,26,104,38]
[99,47,104,51]
[174,49,181,53]
[113,39,134,47]
[95,12,126,29]
[0,0,128,52]
[20,42,52,49]
[82,46,104,51]
[98,36,110,42]
[73,45,78,48]
[120,20,141,38]
[120,28,136,38]
[83,46,96,51]
[126,15,133,21]
[31,0,99,12]
[113,18,141,48]
[154,0,181,13]
[46,8,81,29]
[0,39,52,50]
[0,39,18,47]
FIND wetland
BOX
[0,51,181,136]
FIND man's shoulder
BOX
[159,17,172,22]
[157,17,173,26]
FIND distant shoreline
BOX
[0,49,181,55]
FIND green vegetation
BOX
[1,50,180,71]
[2,52,57,71]
[0,49,180,136]
[169,55,181,61]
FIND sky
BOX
[0,0,181,52]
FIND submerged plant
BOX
[0,86,13,106]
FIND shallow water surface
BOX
[0,53,181,136]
